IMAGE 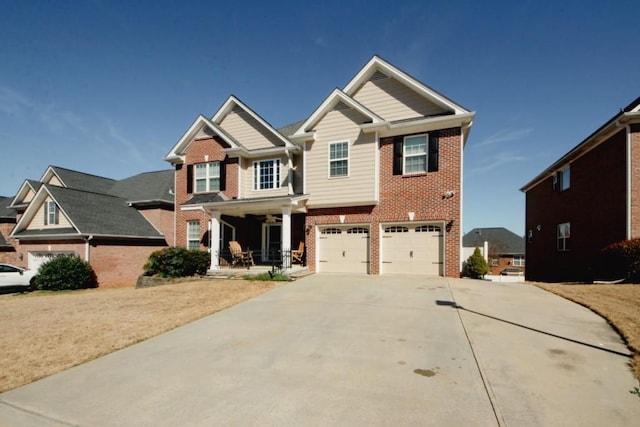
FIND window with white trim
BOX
[44,200,59,225]
[491,258,499,267]
[329,141,348,177]
[557,222,571,251]
[560,167,570,191]
[404,135,428,174]
[253,159,281,190]
[187,221,200,250]
[195,162,220,193]
[513,255,525,266]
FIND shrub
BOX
[243,272,291,281]
[35,254,98,291]
[464,247,490,279]
[600,238,640,283]
[143,247,210,278]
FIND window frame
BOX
[557,222,571,251]
[403,134,428,175]
[328,141,349,178]
[45,200,59,225]
[253,159,281,191]
[194,161,221,193]
[512,255,525,266]
[187,221,200,251]
[559,167,570,191]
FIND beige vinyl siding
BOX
[27,198,72,229]
[240,156,290,198]
[306,109,376,207]
[47,176,63,186]
[23,188,35,203]
[353,77,447,122]
[219,111,284,150]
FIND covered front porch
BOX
[189,195,308,272]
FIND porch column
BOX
[209,211,221,271]
[282,206,291,256]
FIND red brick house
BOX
[166,56,475,276]
[463,227,525,276]
[8,166,174,287]
[520,97,640,282]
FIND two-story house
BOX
[8,166,174,287]
[166,56,475,277]
[520,97,640,282]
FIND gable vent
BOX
[231,105,244,114]
[369,70,389,81]
[333,101,351,111]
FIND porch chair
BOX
[229,241,254,268]
[291,241,304,265]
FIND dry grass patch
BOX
[535,283,640,381]
[0,279,285,393]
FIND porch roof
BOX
[182,194,309,217]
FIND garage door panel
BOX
[319,226,370,274]
[381,224,443,276]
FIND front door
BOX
[262,224,281,262]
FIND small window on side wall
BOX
[560,167,570,191]
[557,222,571,251]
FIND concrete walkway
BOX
[1,275,639,426]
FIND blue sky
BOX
[1,0,638,235]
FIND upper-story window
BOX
[329,141,349,178]
[393,132,439,175]
[557,222,571,251]
[195,162,220,193]
[44,200,58,225]
[253,159,281,190]
[404,135,428,174]
[560,167,570,191]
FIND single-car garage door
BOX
[381,224,443,275]
[318,226,370,274]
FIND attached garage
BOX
[318,226,370,274]
[381,224,443,275]
[28,251,75,272]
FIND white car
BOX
[0,263,37,290]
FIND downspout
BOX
[85,235,93,262]
[627,124,632,239]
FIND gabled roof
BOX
[11,184,165,240]
[41,166,116,194]
[521,96,640,192]
[10,180,42,209]
[344,55,471,115]
[164,114,240,164]
[463,227,525,255]
[295,88,385,135]
[292,55,475,142]
[212,96,296,149]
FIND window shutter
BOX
[186,165,193,194]
[219,162,226,192]
[393,136,403,175]
[428,132,439,172]
[44,201,48,225]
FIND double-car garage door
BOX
[317,223,443,275]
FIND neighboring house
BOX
[165,55,475,276]
[520,96,640,282]
[8,166,174,287]
[462,227,525,275]
[0,196,17,263]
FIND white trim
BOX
[374,131,380,203]
[186,220,200,250]
[294,89,385,136]
[212,96,297,149]
[328,140,350,179]
[11,186,80,237]
[403,133,429,175]
[252,158,282,191]
[164,115,239,163]
[343,56,469,115]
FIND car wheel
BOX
[29,277,37,291]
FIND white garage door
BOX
[381,224,443,275]
[28,251,74,273]
[318,226,370,274]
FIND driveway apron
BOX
[1,275,639,426]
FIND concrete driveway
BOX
[1,275,639,426]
